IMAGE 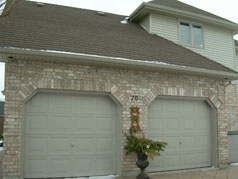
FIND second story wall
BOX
[143,13,237,71]
[151,13,178,42]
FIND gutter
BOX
[129,3,238,33]
[0,47,238,80]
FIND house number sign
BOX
[130,95,139,101]
[130,106,141,133]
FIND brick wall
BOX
[3,59,229,178]
[226,84,238,131]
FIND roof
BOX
[0,101,4,116]
[0,0,236,74]
[149,0,236,24]
[129,0,238,32]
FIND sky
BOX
[0,0,238,101]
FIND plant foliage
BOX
[125,134,167,160]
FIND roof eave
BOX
[129,3,238,32]
[129,2,146,21]
[0,47,238,81]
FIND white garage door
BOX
[148,98,211,172]
[24,92,117,178]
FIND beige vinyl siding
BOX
[150,13,179,43]
[236,50,238,70]
[186,25,235,71]
[149,13,236,71]
[139,14,150,33]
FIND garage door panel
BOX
[49,137,72,154]
[25,158,48,177]
[182,136,196,148]
[73,137,95,154]
[164,154,181,170]
[165,136,180,151]
[183,119,196,130]
[198,118,210,130]
[25,136,48,155]
[26,115,48,132]
[166,118,180,131]
[50,115,72,131]
[50,95,72,111]
[96,137,114,154]
[198,135,210,148]
[149,136,164,142]
[196,152,211,166]
[182,102,195,113]
[149,157,163,171]
[96,157,114,171]
[149,118,163,132]
[72,157,95,174]
[24,93,117,178]
[26,94,49,113]
[150,100,163,111]
[50,105,72,114]
[165,101,179,113]
[74,115,95,131]
[50,158,71,174]
[182,152,196,167]
[96,116,114,130]
[148,98,211,172]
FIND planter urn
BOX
[136,152,150,179]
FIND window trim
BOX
[178,20,204,49]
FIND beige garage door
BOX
[148,98,211,172]
[24,92,117,178]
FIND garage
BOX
[148,98,212,172]
[24,92,120,178]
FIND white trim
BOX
[178,19,204,49]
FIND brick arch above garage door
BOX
[143,87,222,110]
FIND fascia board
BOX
[0,47,238,81]
[128,2,146,21]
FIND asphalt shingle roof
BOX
[0,0,236,73]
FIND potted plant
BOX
[125,133,167,179]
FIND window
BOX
[179,22,203,48]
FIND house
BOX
[0,101,4,135]
[0,0,238,178]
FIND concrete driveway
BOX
[0,156,237,179]
[123,166,238,179]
